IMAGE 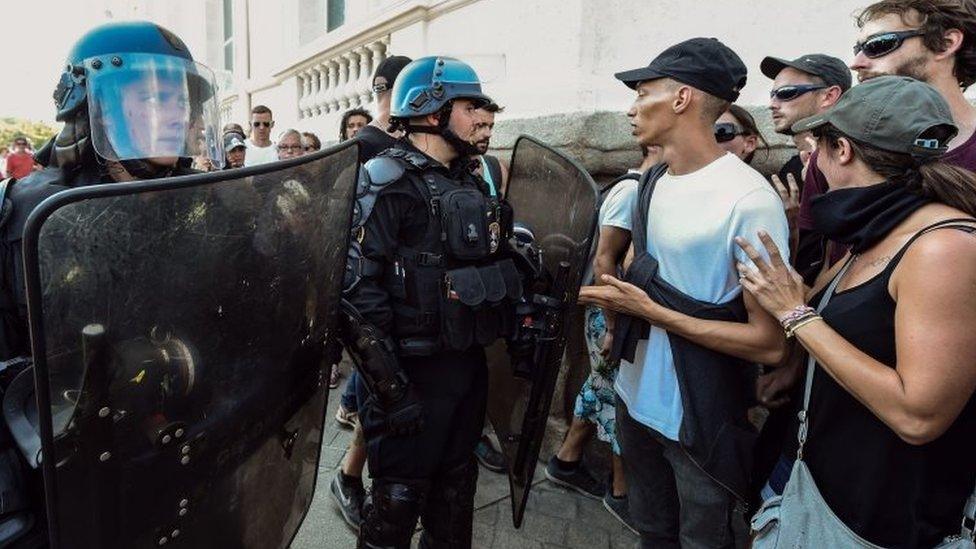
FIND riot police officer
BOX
[342,57,524,548]
[0,21,223,545]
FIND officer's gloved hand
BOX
[376,385,424,436]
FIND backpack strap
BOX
[630,163,668,255]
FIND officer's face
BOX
[449,99,483,143]
[117,76,191,166]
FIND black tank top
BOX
[805,219,976,548]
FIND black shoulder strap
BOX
[887,217,976,268]
[631,163,668,254]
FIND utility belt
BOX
[389,254,523,356]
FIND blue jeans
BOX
[341,371,360,411]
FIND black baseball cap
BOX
[373,55,413,93]
[793,76,957,158]
[761,54,852,91]
[615,37,748,102]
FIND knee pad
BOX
[360,479,428,548]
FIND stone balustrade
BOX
[296,36,391,120]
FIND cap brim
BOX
[760,56,792,80]
[792,113,830,134]
[614,66,667,89]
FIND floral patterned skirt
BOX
[573,305,621,455]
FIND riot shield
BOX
[21,142,358,548]
[486,136,599,527]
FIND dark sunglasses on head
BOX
[853,29,925,59]
[770,84,828,102]
[714,122,744,143]
[252,121,272,128]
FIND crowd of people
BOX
[204,1,976,546]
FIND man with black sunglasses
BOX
[761,54,850,186]
[850,0,976,164]
[244,104,278,166]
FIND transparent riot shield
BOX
[21,142,358,548]
[486,136,599,527]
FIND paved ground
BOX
[291,370,639,548]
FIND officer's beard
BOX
[439,120,482,158]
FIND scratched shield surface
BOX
[23,144,358,548]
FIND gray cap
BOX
[223,132,246,153]
[761,54,852,91]
[792,76,957,158]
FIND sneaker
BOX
[544,455,605,499]
[330,470,365,531]
[474,436,506,474]
[329,364,341,389]
[603,492,639,535]
[334,404,358,429]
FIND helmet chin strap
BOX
[402,101,482,157]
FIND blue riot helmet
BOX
[389,56,494,156]
[52,21,223,170]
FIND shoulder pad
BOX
[4,168,72,241]
[378,148,431,170]
[364,156,407,186]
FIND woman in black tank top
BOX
[735,76,976,547]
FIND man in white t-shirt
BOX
[243,104,278,166]
[580,37,789,548]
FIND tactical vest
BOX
[345,148,522,357]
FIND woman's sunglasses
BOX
[853,29,925,59]
[769,84,827,102]
[714,123,744,143]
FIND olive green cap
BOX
[792,75,957,158]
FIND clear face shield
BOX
[85,52,224,168]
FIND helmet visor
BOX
[86,53,224,167]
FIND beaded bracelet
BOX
[785,314,822,338]
[778,305,816,327]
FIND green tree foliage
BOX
[0,117,60,150]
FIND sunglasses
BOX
[770,84,828,102]
[853,29,925,59]
[714,123,744,143]
[252,121,273,128]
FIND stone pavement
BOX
[291,370,639,549]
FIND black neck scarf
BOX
[810,180,930,254]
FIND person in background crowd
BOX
[4,137,38,179]
[223,122,246,136]
[0,146,8,178]
[244,105,277,166]
[329,54,413,534]
[275,129,305,161]
[581,37,789,548]
[546,145,660,535]
[340,107,372,142]
[466,101,509,476]
[715,104,768,165]
[302,131,321,153]
[223,131,247,169]
[471,102,509,196]
[743,75,976,548]
[353,55,412,163]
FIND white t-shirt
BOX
[614,153,789,440]
[243,139,278,166]
[583,175,639,285]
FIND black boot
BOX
[418,457,478,548]
[358,479,427,549]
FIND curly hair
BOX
[858,0,976,89]
[339,108,373,141]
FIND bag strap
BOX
[478,156,498,198]
[796,255,855,460]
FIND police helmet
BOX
[390,56,493,119]
[53,21,223,167]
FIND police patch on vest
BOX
[489,221,501,253]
